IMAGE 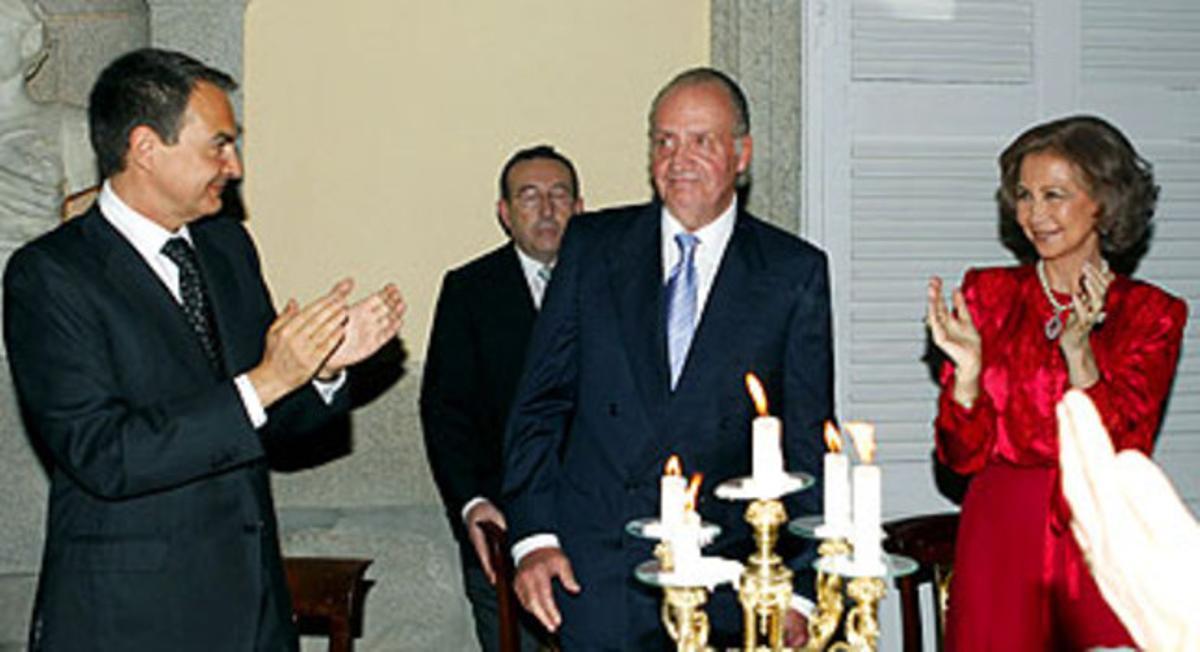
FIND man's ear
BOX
[497,198,514,235]
[126,125,161,171]
[736,135,753,174]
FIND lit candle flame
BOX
[684,473,704,512]
[824,421,843,454]
[845,421,877,464]
[664,455,682,477]
[744,372,769,416]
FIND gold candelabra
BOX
[641,490,906,651]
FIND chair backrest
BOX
[883,512,960,652]
[284,556,373,652]
[479,521,522,652]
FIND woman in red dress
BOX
[926,115,1188,650]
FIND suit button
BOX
[243,521,263,534]
[624,482,639,494]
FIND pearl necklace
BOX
[1036,260,1071,340]
[1036,259,1108,340]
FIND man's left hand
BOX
[319,283,405,378]
[784,608,809,648]
[465,501,507,585]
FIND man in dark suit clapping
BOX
[3,48,405,651]
[421,145,582,651]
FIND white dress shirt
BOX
[514,244,554,310]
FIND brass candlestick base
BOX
[653,542,714,652]
[838,577,886,650]
[802,538,850,650]
[662,585,712,652]
[738,499,793,652]
[819,575,886,651]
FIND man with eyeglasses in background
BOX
[421,144,582,651]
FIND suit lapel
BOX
[605,204,671,429]
[497,244,537,323]
[87,210,216,376]
[680,212,766,394]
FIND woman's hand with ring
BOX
[1061,261,1112,353]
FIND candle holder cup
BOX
[630,518,738,652]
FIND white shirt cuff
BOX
[511,533,561,566]
[791,592,815,617]
[312,370,347,404]
[461,496,489,524]
[234,373,267,428]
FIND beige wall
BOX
[243,1,708,356]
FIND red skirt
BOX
[945,463,1135,651]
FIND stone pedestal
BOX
[711,0,804,233]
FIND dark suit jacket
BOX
[420,243,536,552]
[502,201,834,649]
[2,206,349,651]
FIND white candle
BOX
[745,373,785,484]
[660,468,687,530]
[823,451,851,530]
[845,420,883,572]
[852,463,882,569]
[669,510,702,573]
[752,415,784,482]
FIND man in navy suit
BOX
[3,48,404,651]
[422,145,582,651]
[502,68,834,649]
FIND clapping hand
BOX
[250,279,353,407]
[319,283,405,379]
[1059,261,1113,354]
[926,276,982,407]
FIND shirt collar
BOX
[98,180,194,261]
[513,243,552,278]
[660,196,737,261]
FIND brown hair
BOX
[997,115,1158,263]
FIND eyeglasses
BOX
[515,186,575,211]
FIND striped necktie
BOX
[665,232,699,389]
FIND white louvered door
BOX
[802,0,1200,520]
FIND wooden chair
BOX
[284,556,373,652]
[479,521,523,652]
[883,512,959,652]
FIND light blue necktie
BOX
[666,232,699,389]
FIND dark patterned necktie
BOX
[161,237,224,374]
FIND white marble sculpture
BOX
[0,0,95,244]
